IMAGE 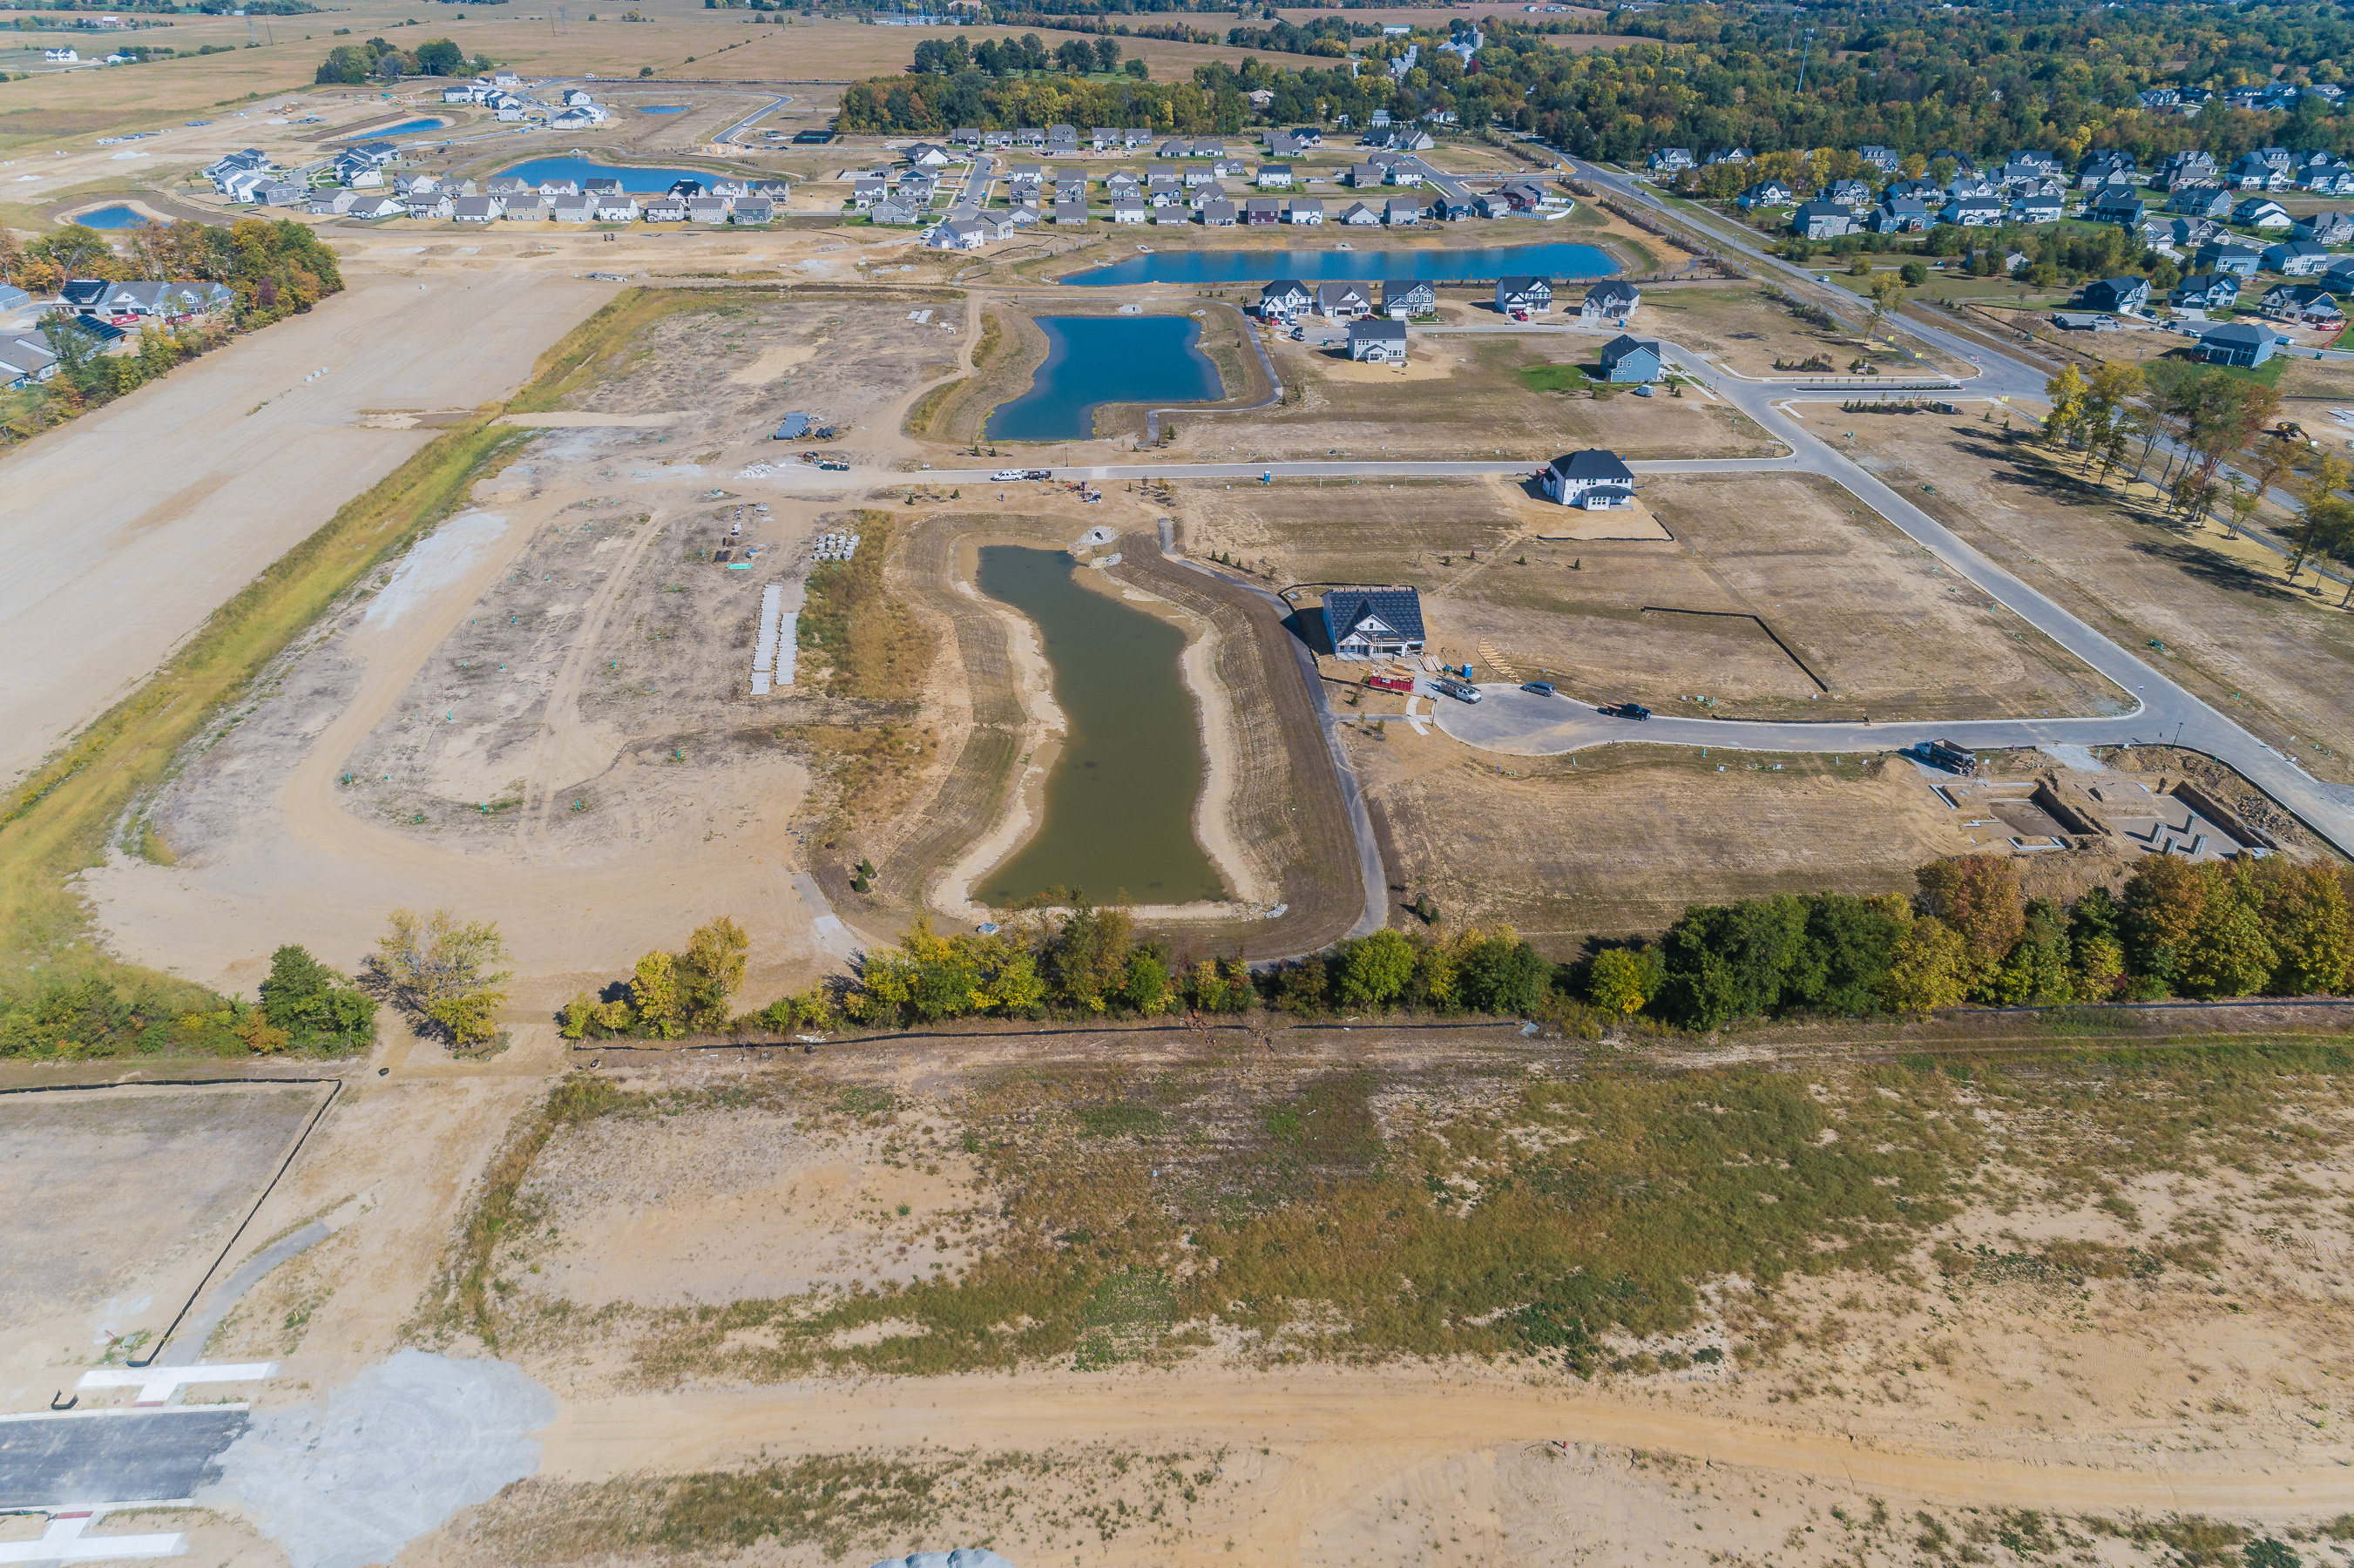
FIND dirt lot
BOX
[0,265,612,787]
[1799,405,2354,789]
[1176,329,1777,463]
[1183,472,2124,724]
[83,294,969,1015]
[1643,281,1969,379]
[0,1083,328,1376]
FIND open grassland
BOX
[1800,405,2354,788]
[1642,281,1967,379]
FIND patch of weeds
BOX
[1072,1267,1175,1369]
[1075,1102,1167,1139]
[835,1085,896,1118]
[659,1454,964,1558]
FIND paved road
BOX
[0,1410,247,1509]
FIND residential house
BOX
[951,127,982,149]
[1543,449,1637,509]
[1124,127,1153,149]
[644,195,689,222]
[2152,149,2218,190]
[1052,199,1087,226]
[1258,164,1294,188]
[1243,197,1282,226]
[1316,280,1374,320]
[1337,200,1383,226]
[1201,199,1237,227]
[1927,148,1977,174]
[536,175,581,196]
[1015,126,1045,149]
[1089,127,1116,152]
[2226,151,2292,190]
[1884,178,1941,203]
[1736,179,1794,209]
[1858,145,1902,173]
[2195,321,2281,366]
[1349,162,1383,189]
[1158,139,1193,159]
[1943,194,2005,226]
[1826,179,1874,211]
[2087,191,2146,226]
[0,330,60,389]
[2292,210,2354,245]
[2077,149,2137,186]
[2195,240,2266,276]
[1794,199,1858,239]
[1647,146,1694,173]
[592,194,639,223]
[406,189,456,220]
[732,197,775,225]
[2172,273,2241,311]
[2261,282,2343,323]
[2078,275,2150,314]
[905,142,953,168]
[1381,280,1437,319]
[347,194,408,220]
[1348,318,1408,363]
[2263,240,2334,276]
[307,189,358,216]
[1259,279,1314,319]
[2138,86,2182,111]
[926,216,989,251]
[2234,197,2293,230]
[1494,276,1552,315]
[1320,587,1425,660]
[1599,335,1664,382]
[2012,192,2063,225]
[2168,184,2234,218]
[1383,196,1425,226]
[1497,179,1548,212]
[1579,279,1641,323]
[1703,147,1753,166]
[547,193,595,222]
[1288,199,1324,226]
[502,193,551,220]
[1871,197,1933,233]
[1111,196,1148,224]
[452,194,502,223]
[981,130,1012,150]
[687,196,730,224]
[1046,125,1078,155]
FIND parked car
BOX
[1431,676,1482,703]
[1603,701,1652,720]
[1520,680,1557,697]
[989,469,1026,481]
[1023,468,1054,480]
[817,459,850,471]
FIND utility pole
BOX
[1796,26,1815,94]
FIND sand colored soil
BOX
[0,266,613,787]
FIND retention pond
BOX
[1061,242,1619,286]
[975,545,1226,909]
[984,315,1224,442]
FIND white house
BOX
[1348,318,1408,363]
[1543,449,1636,509]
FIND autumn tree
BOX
[374,909,511,1049]
[1914,855,2026,979]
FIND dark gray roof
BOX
[1349,319,1407,341]
[1322,587,1425,648]
[1548,449,1635,481]
[1600,334,1661,362]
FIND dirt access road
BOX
[0,266,613,787]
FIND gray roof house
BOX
[1381,279,1437,319]
[1259,279,1314,317]
[2078,276,2150,314]
[1794,199,1858,239]
[1599,335,1664,383]
[1495,276,1552,314]
[1316,280,1374,319]
[1348,318,1408,363]
[1543,449,1637,509]
[2195,321,2280,366]
[1321,588,1426,659]
[1579,280,1640,322]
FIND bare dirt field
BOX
[0,1082,328,1381]
[1182,471,2124,724]
[1799,404,2354,789]
[80,292,969,1011]
[0,264,613,787]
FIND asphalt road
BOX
[0,1409,247,1509]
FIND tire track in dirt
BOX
[513,507,673,859]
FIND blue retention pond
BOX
[497,157,714,192]
[1063,242,1620,286]
[73,205,150,229]
[347,117,447,139]
[984,315,1223,442]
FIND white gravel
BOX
[201,1350,553,1568]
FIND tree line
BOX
[911,31,1142,81]
[315,34,490,83]
[1584,854,2353,1031]
[849,0,2354,165]
[0,943,375,1058]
